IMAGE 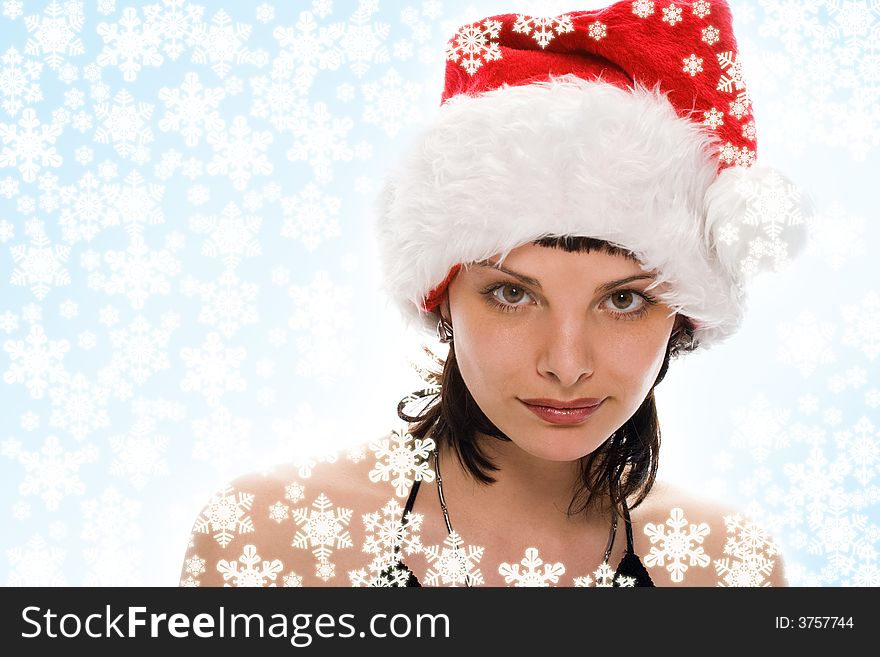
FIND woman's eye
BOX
[494,284,530,305]
[607,291,643,312]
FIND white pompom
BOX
[704,164,813,282]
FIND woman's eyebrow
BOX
[473,260,655,294]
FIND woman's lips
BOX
[520,399,604,425]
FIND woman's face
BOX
[439,242,678,463]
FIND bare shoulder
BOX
[627,480,788,587]
[179,430,416,587]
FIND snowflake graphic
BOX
[158,72,225,146]
[703,106,724,129]
[280,182,342,252]
[588,20,607,41]
[184,554,206,578]
[100,170,165,238]
[3,324,70,399]
[714,514,780,586]
[285,481,305,503]
[207,115,273,191]
[361,68,422,138]
[632,1,656,19]
[109,419,170,489]
[96,7,163,82]
[776,311,837,377]
[423,530,484,587]
[5,534,67,586]
[180,332,246,407]
[0,47,43,116]
[271,11,344,92]
[692,0,711,19]
[189,202,262,269]
[268,501,289,523]
[572,561,636,587]
[682,53,704,76]
[0,107,62,182]
[730,395,791,463]
[360,497,423,578]
[217,544,283,587]
[336,1,391,78]
[80,487,143,585]
[662,3,683,26]
[445,18,503,76]
[368,428,435,497]
[47,371,111,441]
[291,493,353,580]
[23,0,85,71]
[286,101,356,185]
[190,9,259,79]
[717,50,749,107]
[57,170,120,244]
[511,14,574,49]
[498,547,565,586]
[143,0,205,61]
[190,405,253,473]
[94,89,155,163]
[643,507,711,583]
[842,291,880,361]
[702,25,720,45]
[193,485,255,548]
[834,417,879,487]
[181,268,259,339]
[103,314,176,388]
[283,571,303,587]
[87,235,180,310]
[10,220,71,300]
[4,434,98,510]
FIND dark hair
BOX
[398,236,698,521]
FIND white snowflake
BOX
[207,115,273,191]
[103,314,176,388]
[363,498,423,561]
[190,405,253,474]
[361,68,422,138]
[335,1,390,78]
[184,554,206,578]
[804,203,865,271]
[193,485,255,548]
[291,493,354,580]
[143,0,204,61]
[423,530,484,587]
[714,514,781,586]
[23,0,85,71]
[87,235,180,310]
[834,417,879,486]
[279,182,342,252]
[283,571,303,587]
[80,487,143,585]
[93,89,155,162]
[682,53,704,76]
[661,4,683,26]
[96,7,163,82]
[498,547,565,586]
[445,18,503,75]
[368,428,435,497]
[730,395,791,463]
[702,24,720,45]
[776,311,837,377]
[180,332,247,408]
[643,507,711,583]
[3,323,70,399]
[158,72,226,146]
[692,1,711,19]
[47,371,110,441]
[108,419,170,489]
[5,434,98,510]
[190,9,260,79]
[181,268,259,339]
[716,50,749,107]
[511,14,574,48]
[0,47,43,116]
[9,220,71,299]
[189,201,262,269]
[217,544,283,587]
[268,501,289,523]
[0,108,62,182]
[842,291,880,361]
[632,1,655,19]
[99,170,165,237]
[286,102,356,185]
[587,20,607,41]
[5,534,67,585]
[285,481,306,503]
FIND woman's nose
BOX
[535,317,595,387]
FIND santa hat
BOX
[374,0,811,350]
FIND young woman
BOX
[180,0,807,587]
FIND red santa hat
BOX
[374,0,811,350]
